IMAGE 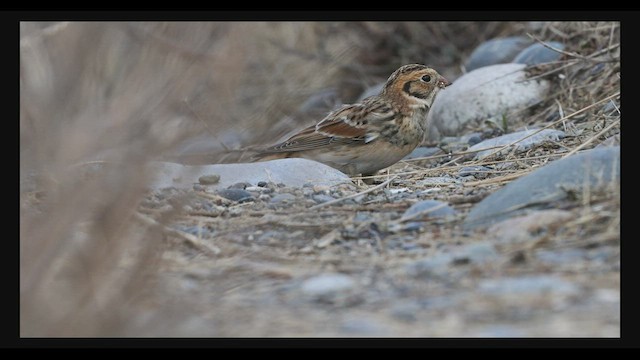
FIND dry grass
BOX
[20,21,619,337]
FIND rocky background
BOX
[20,21,619,337]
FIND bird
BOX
[254,64,451,179]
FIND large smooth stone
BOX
[465,36,532,71]
[463,146,620,230]
[147,158,351,190]
[513,41,565,65]
[426,63,550,143]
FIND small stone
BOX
[458,166,492,178]
[416,176,458,187]
[340,317,387,336]
[217,189,254,203]
[228,182,250,189]
[245,186,272,193]
[300,274,355,300]
[312,185,331,193]
[536,248,586,265]
[257,181,268,187]
[312,194,335,204]
[390,301,421,322]
[197,174,220,185]
[406,253,454,278]
[478,276,581,297]
[466,133,483,146]
[400,200,456,221]
[269,193,297,205]
[453,242,499,264]
[468,129,566,160]
[513,41,565,65]
[485,209,574,244]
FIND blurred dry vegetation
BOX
[20,21,619,336]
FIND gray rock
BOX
[453,242,499,264]
[426,63,550,142]
[406,253,454,278]
[478,275,580,297]
[416,176,459,187]
[536,248,586,265]
[300,274,355,300]
[464,146,620,230]
[466,36,532,71]
[217,189,254,203]
[485,209,574,244]
[390,301,421,322]
[146,158,351,191]
[458,165,492,178]
[400,200,456,221]
[403,146,441,160]
[513,41,565,65]
[269,193,297,204]
[468,129,565,159]
[197,174,220,185]
[472,325,526,337]
[602,100,619,114]
[312,194,335,204]
[340,317,388,336]
[357,82,385,102]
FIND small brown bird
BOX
[254,64,451,178]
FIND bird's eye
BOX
[421,75,431,82]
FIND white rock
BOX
[301,274,355,298]
[146,158,351,191]
[426,63,550,143]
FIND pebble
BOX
[468,128,566,160]
[478,276,580,297]
[416,176,458,187]
[458,165,492,179]
[312,185,331,193]
[312,194,335,204]
[465,36,532,71]
[406,253,454,278]
[400,200,456,221]
[536,248,586,265]
[197,174,220,185]
[464,146,620,230]
[390,301,421,322]
[340,317,388,336]
[269,193,297,205]
[602,100,619,114]
[485,209,574,244]
[216,189,254,203]
[512,41,565,65]
[300,274,356,300]
[426,63,550,142]
[146,158,351,191]
[452,242,499,265]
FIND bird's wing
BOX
[261,100,396,154]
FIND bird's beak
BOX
[438,77,452,89]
